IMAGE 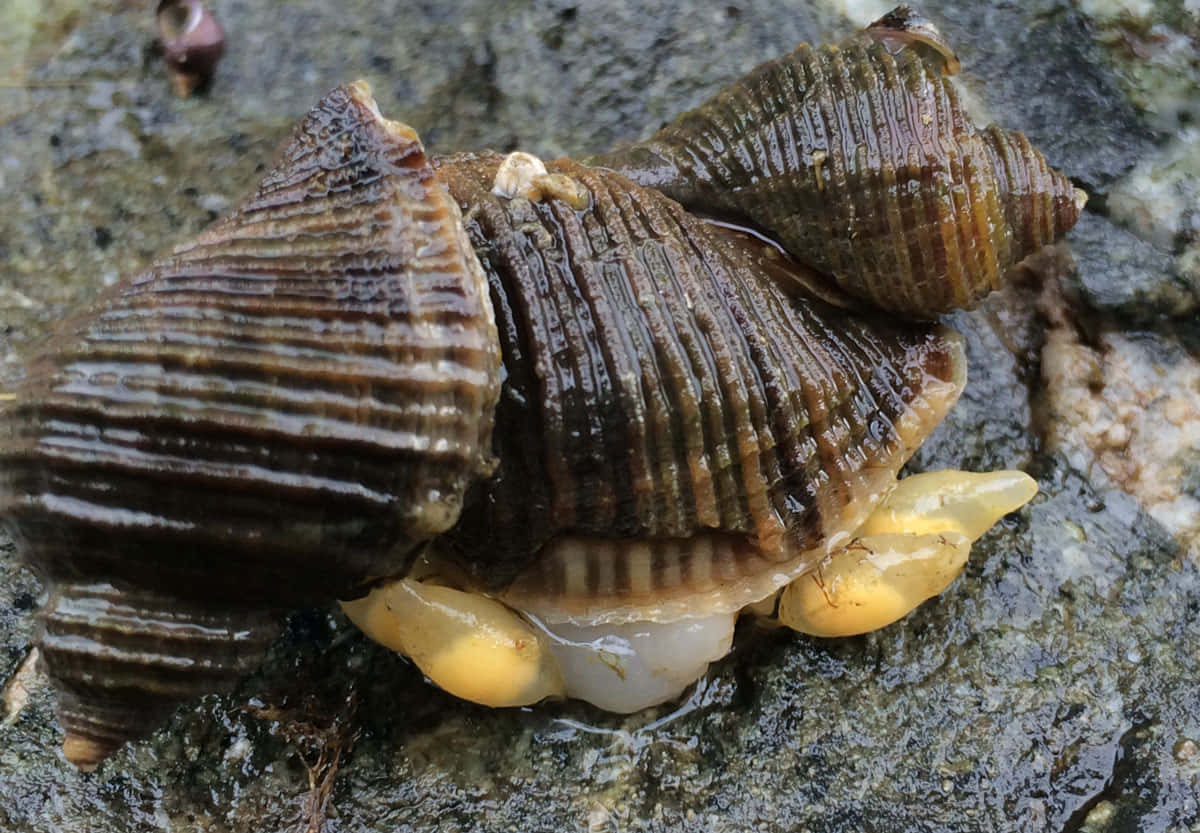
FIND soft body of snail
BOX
[0,8,1078,770]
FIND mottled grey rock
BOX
[906,0,1163,189]
[2,2,1199,832]
[1064,211,1197,321]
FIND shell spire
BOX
[44,585,280,770]
[0,82,501,765]
[593,8,1085,317]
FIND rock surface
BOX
[2,1,1199,831]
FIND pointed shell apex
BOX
[344,79,421,145]
[62,734,109,772]
[864,5,961,75]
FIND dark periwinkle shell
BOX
[594,10,1084,317]
[156,0,226,97]
[44,583,279,770]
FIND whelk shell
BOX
[0,7,1077,770]
[594,6,1085,316]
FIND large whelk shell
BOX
[594,10,1084,316]
[0,82,500,768]
[434,154,966,624]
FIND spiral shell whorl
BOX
[0,82,501,761]
[1,81,499,604]
[597,31,1082,317]
[42,583,279,770]
[981,125,1085,269]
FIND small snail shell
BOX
[156,0,226,97]
[593,8,1085,316]
[0,8,1079,769]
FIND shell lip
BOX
[865,5,961,75]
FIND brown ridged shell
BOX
[42,583,279,770]
[0,83,500,765]
[0,8,1084,770]
[593,16,1083,316]
[435,155,965,621]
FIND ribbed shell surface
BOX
[0,83,501,606]
[436,155,965,609]
[595,36,1082,317]
[41,582,280,767]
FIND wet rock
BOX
[907,302,1037,474]
[1107,133,1200,253]
[908,0,1163,189]
[1064,211,1197,321]
[1038,282,1200,560]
